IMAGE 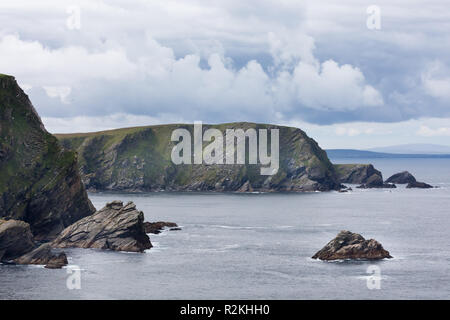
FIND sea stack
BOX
[312,230,392,261]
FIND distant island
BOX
[326,149,450,159]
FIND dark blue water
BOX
[1,158,449,299]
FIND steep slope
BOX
[56,122,341,192]
[0,74,95,240]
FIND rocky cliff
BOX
[334,164,382,184]
[56,123,341,192]
[0,74,95,240]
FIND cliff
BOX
[56,122,341,192]
[0,74,95,240]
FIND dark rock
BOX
[312,230,392,261]
[334,164,382,184]
[0,74,95,241]
[386,171,417,184]
[169,227,182,231]
[356,173,396,189]
[406,181,433,189]
[0,219,35,262]
[52,201,152,252]
[144,221,179,234]
[14,243,68,269]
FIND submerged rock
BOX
[312,230,392,261]
[0,219,35,262]
[386,171,416,184]
[406,181,433,189]
[144,221,179,234]
[52,201,152,252]
[14,243,68,269]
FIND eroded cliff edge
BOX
[0,74,95,240]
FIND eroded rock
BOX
[386,171,416,184]
[406,181,433,189]
[144,221,179,234]
[14,243,68,269]
[312,230,392,261]
[0,219,35,262]
[52,201,152,252]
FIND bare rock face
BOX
[312,230,392,261]
[406,181,433,189]
[144,221,179,234]
[52,201,152,252]
[334,164,382,184]
[0,219,35,261]
[14,243,68,269]
[386,171,417,184]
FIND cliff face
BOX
[0,74,95,240]
[56,122,341,192]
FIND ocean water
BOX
[1,158,450,299]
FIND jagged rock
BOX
[56,123,341,192]
[406,181,433,189]
[357,173,396,189]
[14,243,68,269]
[0,74,95,240]
[0,219,35,262]
[52,201,152,252]
[237,180,254,192]
[386,171,417,184]
[334,164,382,184]
[312,230,392,260]
[144,221,179,234]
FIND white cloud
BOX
[43,86,72,104]
[0,31,382,120]
[422,61,450,100]
[417,125,450,137]
[1,0,449,131]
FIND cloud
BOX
[0,0,449,132]
[422,61,450,100]
[417,125,450,137]
[0,32,382,122]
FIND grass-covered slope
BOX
[56,122,341,192]
[0,74,95,240]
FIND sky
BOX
[1,0,450,149]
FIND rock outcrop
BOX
[144,221,179,234]
[56,123,341,192]
[14,243,68,269]
[0,74,95,240]
[386,171,416,184]
[312,230,392,260]
[0,219,35,261]
[52,201,152,252]
[406,181,433,189]
[334,164,383,184]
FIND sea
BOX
[1,158,449,299]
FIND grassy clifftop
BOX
[0,75,95,240]
[56,122,341,192]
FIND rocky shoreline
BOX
[0,73,438,268]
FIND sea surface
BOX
[1,158,450,299]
